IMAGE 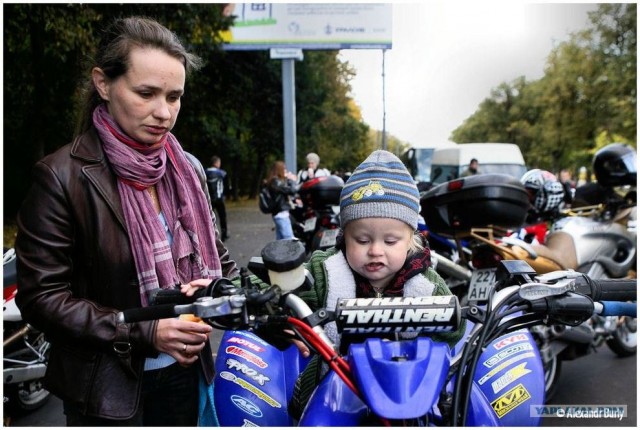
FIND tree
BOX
[449,4,636,174]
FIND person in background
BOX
[559,168,575,206]
[297,152,331,183]
[267,160,298,239]
[14,16,239,426]
[288,150,465,417]
[206,155,230,241]
[460,158,480,177]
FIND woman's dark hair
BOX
[75,16,202,137]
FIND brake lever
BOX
[534,270,581,284]
[518,279,575,300]
[175,295,247,319]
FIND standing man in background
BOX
[460,158,480,177]
[206,155,230,241]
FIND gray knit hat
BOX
[339,150,420,230]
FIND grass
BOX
[4,221,17,250]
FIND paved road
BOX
[8,200,638,426]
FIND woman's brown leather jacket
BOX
[15,128,238,419]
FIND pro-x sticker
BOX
[491,383,531,418]
[493,333,529,350]
[491,363,532,394]
[220,371,281,408]
[230,395,263,418]
[227,358,270,385]
[483,342,534,368]
[225,346,268,368]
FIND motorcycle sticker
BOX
[220,371,282,408]
[491,363,532,394]
[483,342,534,368]
[225,346,268,368]
[478,352,535,385]
[227,358,271,386]
[491,383,531,418]
[230,395,263,418]
[493,333,529,350]
[228,336,265,353]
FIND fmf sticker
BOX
[478,352,535,385]
[226,346,268,369]
[491,383,531,418]
[491,363,532,394]
[220,372,281,408]
[483,342,534,368]
[493,333,529,350]
[230,395,263,418]
[227,358,271,385]
[228,336,265,353]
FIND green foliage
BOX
[450,4,636,176]
[3,3,371,217]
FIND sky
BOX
[338,2,599,148]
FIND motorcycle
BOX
[420,173,637,399]
[3,248,51,419]
[290,175,343,255]
[119,239,636,426]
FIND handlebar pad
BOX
[601,301,637,318]
[120,304,178,323]
[573,276,637,302]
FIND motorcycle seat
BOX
[531,231,577,270]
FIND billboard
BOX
[222,3,392,50]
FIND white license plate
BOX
[304,217,317,232]
[318,229,339,248]
[468,268,496,302]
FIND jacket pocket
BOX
[44,343,97,411]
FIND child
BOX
[290,150,465,417]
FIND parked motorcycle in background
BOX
[291,175,343,255]
[419,144,637,399]
[3,248,51,421]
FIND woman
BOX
[15,17,238,426]
[266,160,298,240]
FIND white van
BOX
[429,143,527,184]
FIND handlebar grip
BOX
[573,275,637,302]
[119,304,178,323]
[150,287,207,305]
[600,301,637,318]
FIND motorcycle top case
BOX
[298,175,344,207]
[213,329,310,426]
[421,173,529,236]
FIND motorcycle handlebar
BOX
[597,301,637,317]
[573,275,637,302]
[118,303,179,323]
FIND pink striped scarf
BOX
[93,105,222,306]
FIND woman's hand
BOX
[154,317,213,366]
[180,278,212,297]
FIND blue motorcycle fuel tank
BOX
[456,328,546,426]
[213,330,310,426]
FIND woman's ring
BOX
[182,343,188,353]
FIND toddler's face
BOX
[343,218,413,292]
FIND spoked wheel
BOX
[606,316,637,357]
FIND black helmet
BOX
[593,143,637,187]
